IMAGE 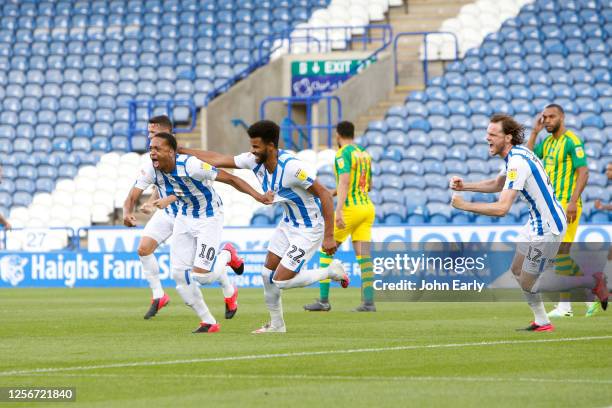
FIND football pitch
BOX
[1,288,611,407]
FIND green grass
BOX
[1,288,611,407]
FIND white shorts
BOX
[171,213,224,271]
[142,210,175,244]
[268,220,324,272]
[517,223,563,275]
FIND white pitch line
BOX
[23,372,612,386]
[2,335,612,377]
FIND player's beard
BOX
[254,150,268,164]
[545,121,561,134]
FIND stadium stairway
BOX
[353,0,473,135]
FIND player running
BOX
[527,104,594,317]
[304,121,376,312]
[181,120,350,333]
[450,114,608,332]
[124,132,273,333]
[135,115,174,319]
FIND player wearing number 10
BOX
[304,121,376,312]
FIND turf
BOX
[0,288,611,407]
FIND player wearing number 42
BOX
[450,114,608,332]
[181,120,351,333]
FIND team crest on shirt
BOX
[575,146,585,159]
[295,169,308,181]
[508,168,518,181]
[337,157,345,169]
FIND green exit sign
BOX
[291,58,376,76]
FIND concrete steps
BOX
[352,0,471,135]
[175,110,202,149]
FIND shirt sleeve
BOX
[186,156,218,182]
[335,149,352,175]
[134,162,155,190]
[285,159,316,190]
[533,140,544,159]
[234,152,257,169]
[503,157,529,191]
[568,138,588,168]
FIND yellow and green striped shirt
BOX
[334,144,372,207]
[534,130,587,204]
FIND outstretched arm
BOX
[179,148,238,169]
[215,170,273,204]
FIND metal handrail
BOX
[393,31,459,86]
[204,24,393,108]
[260,95,342,148]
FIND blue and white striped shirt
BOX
[135,154,222,219]
[234,150,322,228]
[502,146,567,236]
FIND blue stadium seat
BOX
[428,115,451,132]
[401,160,424,176]
[427,188,450,204]
[425,102,450,117]
[445,159,469,175]
[13,192,33,207]
[382,203,407,224]
[403,188,427,207]
[380,187,404,204]
[471,114,490,130]
[421,159,445,175]
[468,100,492,116]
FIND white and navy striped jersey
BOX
[501,145,567,236]
[234,150,322,228]
[135,154,222,218]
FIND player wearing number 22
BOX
[124,133,273,333]
[181,120,350,333]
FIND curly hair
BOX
[490,113,525,145]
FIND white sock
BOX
[262,267,284,328]
[605,259,612,287]
[273,267,331,290]
[140,254,164,299]
[523,290,550,326]
[533,272,593,292]
[214,250,234,298]
[556,301,572,313]
[191,250,235,298]
[173,268,216,324]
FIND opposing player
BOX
[304,121,376,312]
[527,104,593,317]
[124,133,273,333]
[450,114,608,331]
[181,120,350,333]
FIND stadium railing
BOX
[260,95,342,149]
[393,31,459,86]
[126,25,391,152]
